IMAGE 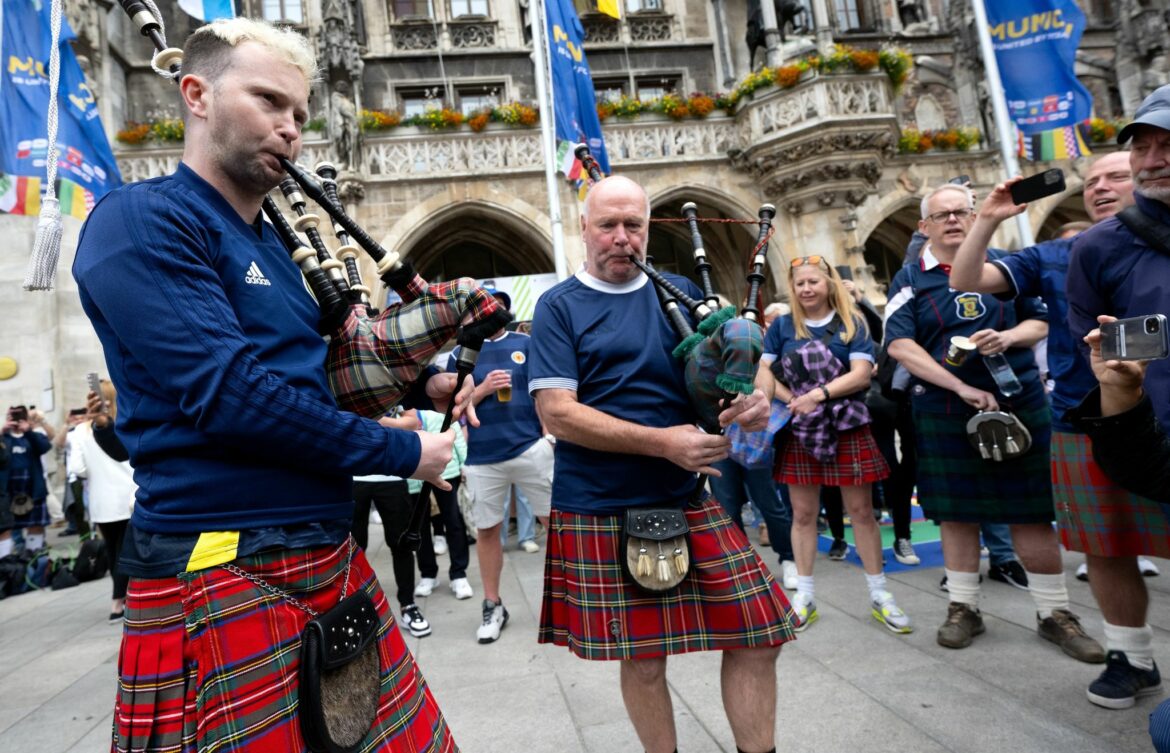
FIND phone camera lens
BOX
[1146,317,1161,335]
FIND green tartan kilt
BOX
[914,402,1054,524]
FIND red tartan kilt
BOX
[113,540,455,753]
[775,425,889,487]
[538,496,796,661]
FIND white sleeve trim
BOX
[760,353,777,365]
[529,377,578,395]
[883,285,915,325]
[849,353,876,362]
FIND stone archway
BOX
[1036,192,1091,241]
[381,191,554,306]
[863,199,921,296]
[647,186,773,308]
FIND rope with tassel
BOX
[23,0,65,291]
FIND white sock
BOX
[0,538,12,558]
[796,575,815,602]
[1104,622,1156,670]
[945,569,981,607]
[865,571,888,602]
[24,533,44,552]
[1026,571,1069,619]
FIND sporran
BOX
[621,507,690,593]
[222,539,380,753]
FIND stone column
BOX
[711,0,738,87]
[759,0,783,68]
[810,0,834,56]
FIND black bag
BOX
[621,507,690,593]
[72,538,108,582]
[299,590,381,753]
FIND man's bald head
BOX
[581,176,651,221]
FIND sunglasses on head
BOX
[790,255,828,269]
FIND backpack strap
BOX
[1117,205,1170,257]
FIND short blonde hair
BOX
[184,17,318,87]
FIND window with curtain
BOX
[393,0,435,19]
[261,0,303,24]
[450,0,489,17]
[626,0,663,12]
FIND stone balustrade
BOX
[114,72,896,196]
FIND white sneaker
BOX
[433,534,448,556]
[520,540,540,554]
[450,577,474,600]
[1075,562,1089,581]
[400,603,432,638]
[476,599,509,643]
[414,577,440,597]
[1140,557,1160,577]
[780,560,798,591]
[871,590,913,634]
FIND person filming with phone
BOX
[2,406,54,557]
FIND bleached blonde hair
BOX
[183,17,319,87]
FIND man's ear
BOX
[179,74,211,120]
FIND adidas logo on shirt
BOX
[245,261,271,286]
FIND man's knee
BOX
[725,645,780,669]
[622,656,668,684]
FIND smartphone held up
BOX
[1010,169,1066,205]
[1100,315,1170,362]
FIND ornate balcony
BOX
[729,73,899,212]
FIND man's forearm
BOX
[951,217,1011,294]
[887,339,966,393]
[539,393,670,458]
[1004,319,1048,350]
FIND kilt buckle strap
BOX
[622,507,691,593]
[966,410,1033,462]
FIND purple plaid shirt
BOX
[779,339,870,463]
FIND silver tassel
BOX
[636,543,652,577]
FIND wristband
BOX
[820,386,831,401]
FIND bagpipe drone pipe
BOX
[574,146,770,437]
[116,1,512,425]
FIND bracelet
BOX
[820,386,831,401]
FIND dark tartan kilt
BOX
[914,403,1053,524]
[538,496,796,661]
[775,426,890,487]
[113,540,456,753]
[1052,430,1170,557]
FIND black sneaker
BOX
[400,604,432,638]
[988,560,1029,590]
[939,573,983,592]
[1087,651,1162,709]
[828,539,848,561]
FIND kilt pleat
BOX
[1052,430,1170,557]
[914,403,1054,524]
[538,497,795,661]
[113,540,456,753]
[775,426,889,487]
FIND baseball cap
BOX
[1118,84,1170,143]
[482,284,511,311]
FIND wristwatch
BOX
[820,386,831,401]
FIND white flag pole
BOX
[971,0,1035,248]
[531,0,568,281]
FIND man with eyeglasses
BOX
[883,183,1104,662]
[948,152,1166,709]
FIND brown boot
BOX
[937,602,985,649]
[1037,609,1106,664]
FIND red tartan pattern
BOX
[775,426,888,487]
[539,496,795,661]
[113,541,456,753]
[327,278,506,417]
[1052,431,1170,557]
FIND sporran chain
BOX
[220,537,356,619]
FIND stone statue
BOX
[898,0,925,27]
[330,81,359,171]
[746,0,811,68]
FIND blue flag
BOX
[984,0,1092,136]
[0,0,122,217]
[545,0,610,175]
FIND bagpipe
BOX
[574,146,771,436]
[116,1,511,430]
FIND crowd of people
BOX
[3,13,1167,753]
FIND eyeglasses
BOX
[790,255,828,269]
[926,208,973,223]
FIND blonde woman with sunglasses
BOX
[758,256,912,634]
